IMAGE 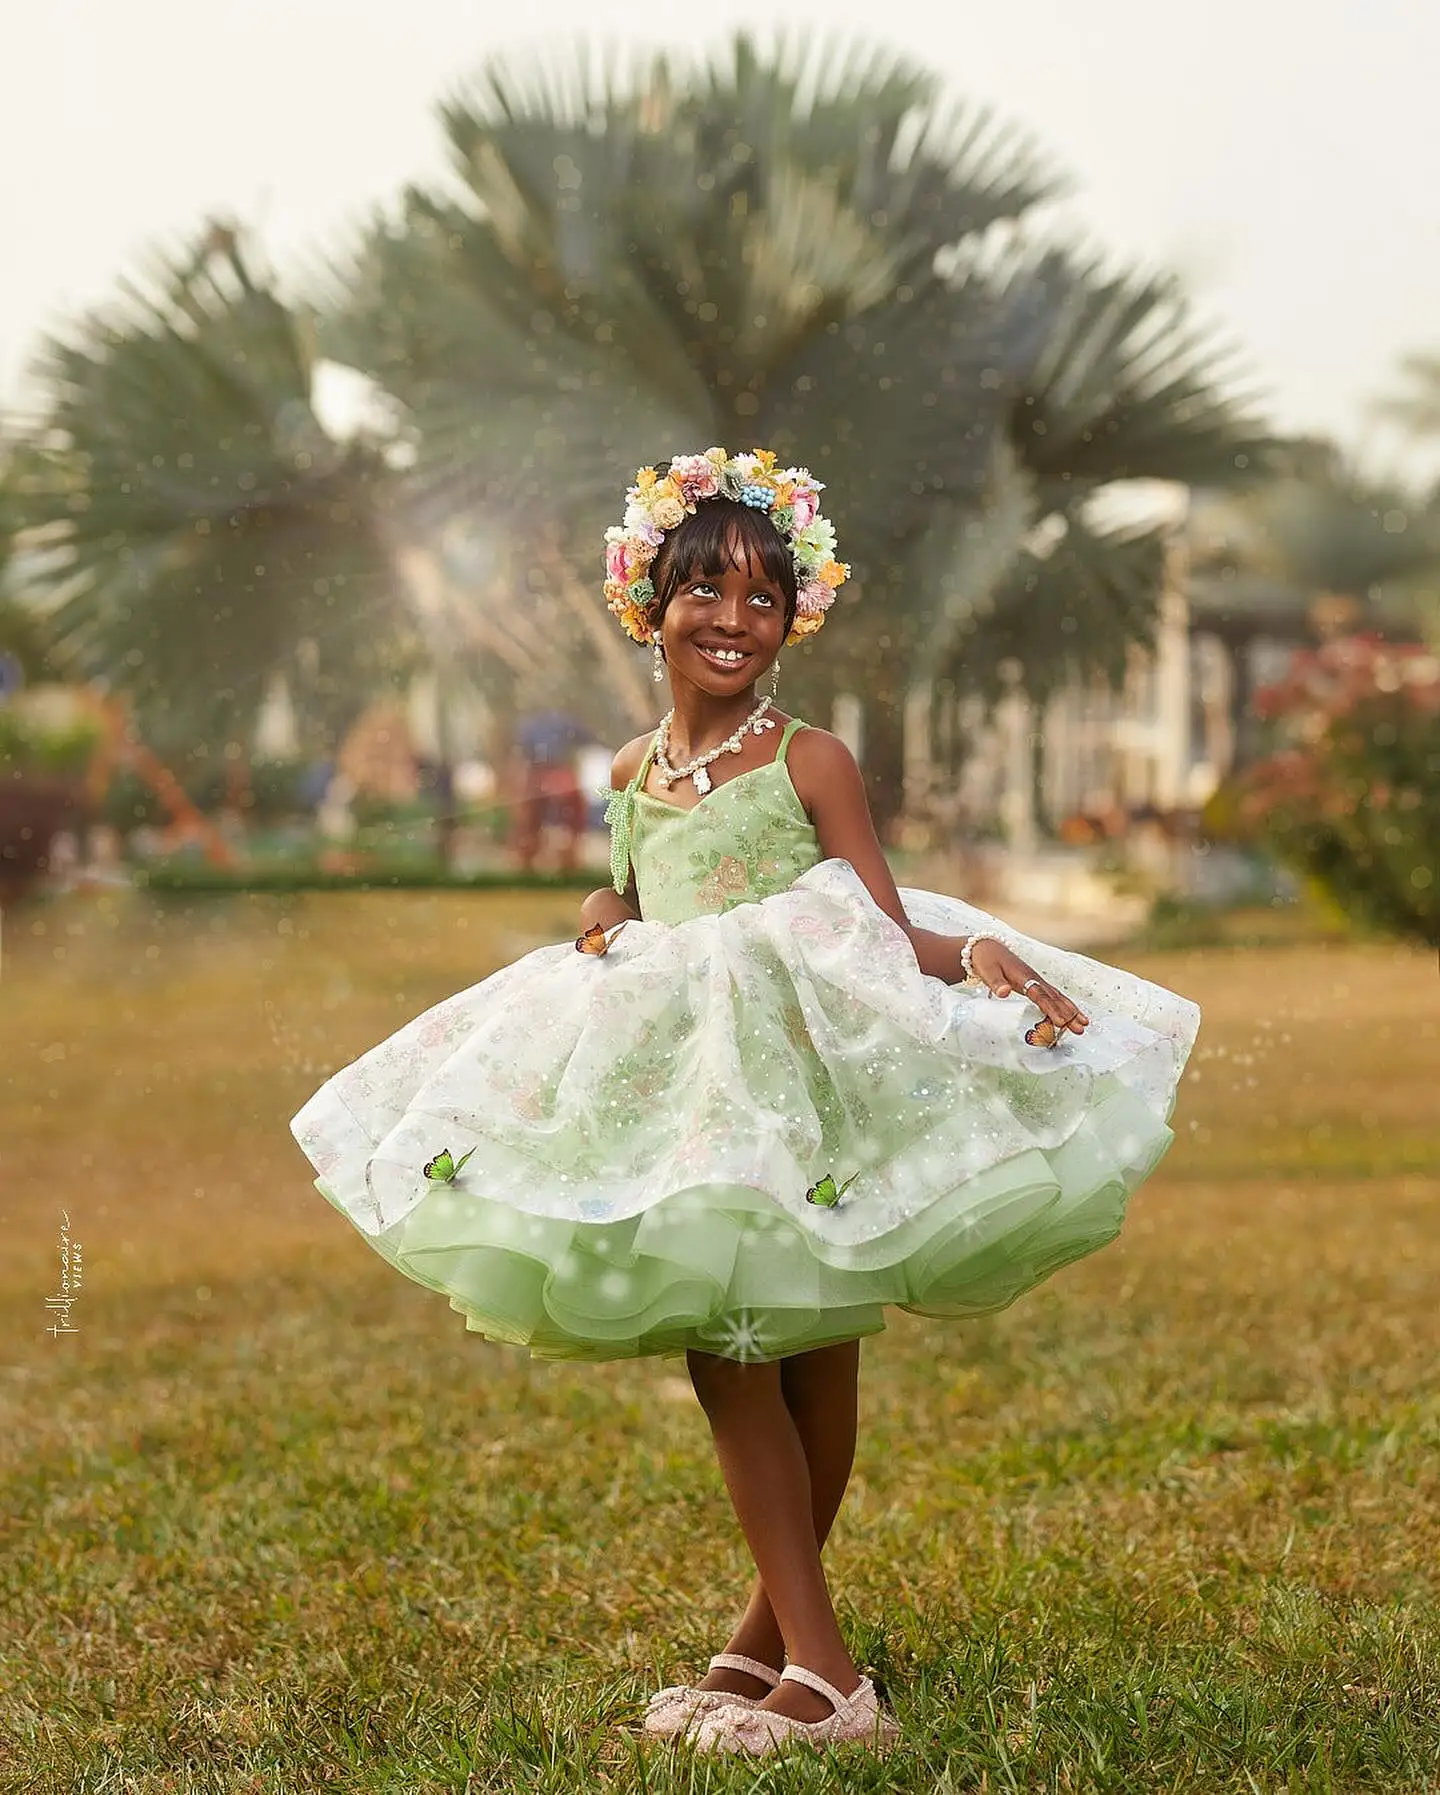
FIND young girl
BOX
[290,448,1199,1759]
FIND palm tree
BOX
[15,224,404,763]
[929,247,1271,699]
[0,451,39,680]
[1373,350,1440,442]
[325,33,1268,828]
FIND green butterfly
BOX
[423,1146,477,1183]
[805,1171,859,1208]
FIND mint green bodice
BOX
[605,716,823,924]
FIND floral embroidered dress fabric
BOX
[606,716,823,920]
[290,717,1200,1363]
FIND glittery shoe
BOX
[689,1663,901,1756]
[640,1652,783,1738]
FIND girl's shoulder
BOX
[784,722,859,787]
[786,721,865,822]
[610,728,658,790]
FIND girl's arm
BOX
[580,883,640,930]
[788,727,1088,1034]
[579,741,647,930]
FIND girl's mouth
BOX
[694,645,751,672]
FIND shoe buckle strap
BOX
[779,1664,867,1715]
[709,1652,782,1688]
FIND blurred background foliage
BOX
[322,35,1277,817]
[1,30,1438,857]
[3,33,1278,827]
[10,225,406,761]
[1233,636,1439,947]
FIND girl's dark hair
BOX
[650,497,798,634]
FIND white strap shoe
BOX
[690,1662,901,1754]
[641,1652,782,1738]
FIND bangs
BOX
[653,497,797,613]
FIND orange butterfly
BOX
[575,920,629,956]
[1024,1017,1064,1048]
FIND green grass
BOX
[3,891,1439,1791]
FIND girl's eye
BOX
[686,581,775,605]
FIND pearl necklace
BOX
[654,695,777,795]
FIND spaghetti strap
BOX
[635,732,661,788]
[775,716,808,763]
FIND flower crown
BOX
[603,448,849,649]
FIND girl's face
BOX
[659,542,788,694]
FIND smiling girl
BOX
[291,447,1200,1759]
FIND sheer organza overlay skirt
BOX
[290,860,1199,1362]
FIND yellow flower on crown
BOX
[602,447,847,648]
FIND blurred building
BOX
[907,531,1313,852]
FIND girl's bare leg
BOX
[686,1338,863,1723]
[709,1341,860,1678]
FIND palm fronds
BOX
[20,227,402,752]
[939,511,1172,704]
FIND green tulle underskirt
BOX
[317,1082,1169,1363]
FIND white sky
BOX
[3,0,1438,480]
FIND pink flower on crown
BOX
[796,578,834,619]
[788,481,820,530]
[605,538,633,583]
[669,454,722,503]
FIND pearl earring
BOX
[652,637,665,683]
[769,656,781,699]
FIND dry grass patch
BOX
[2,892,1438,1791]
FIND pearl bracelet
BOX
[959,931,1009,983]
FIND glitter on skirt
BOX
[290,720,1200,1363]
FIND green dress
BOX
[609,715,824,922]
[291,715,1199,1363]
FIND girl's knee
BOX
[686,1347,780,1414]
[780,1338,860,1405]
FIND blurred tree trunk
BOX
[0,774,88,908]
[862,681,907,843]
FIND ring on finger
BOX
[1021,977,1041,995]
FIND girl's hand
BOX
[579,888,641,932]
[968,938,1090,1036]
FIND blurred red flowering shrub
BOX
[1238,634,1439,945]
